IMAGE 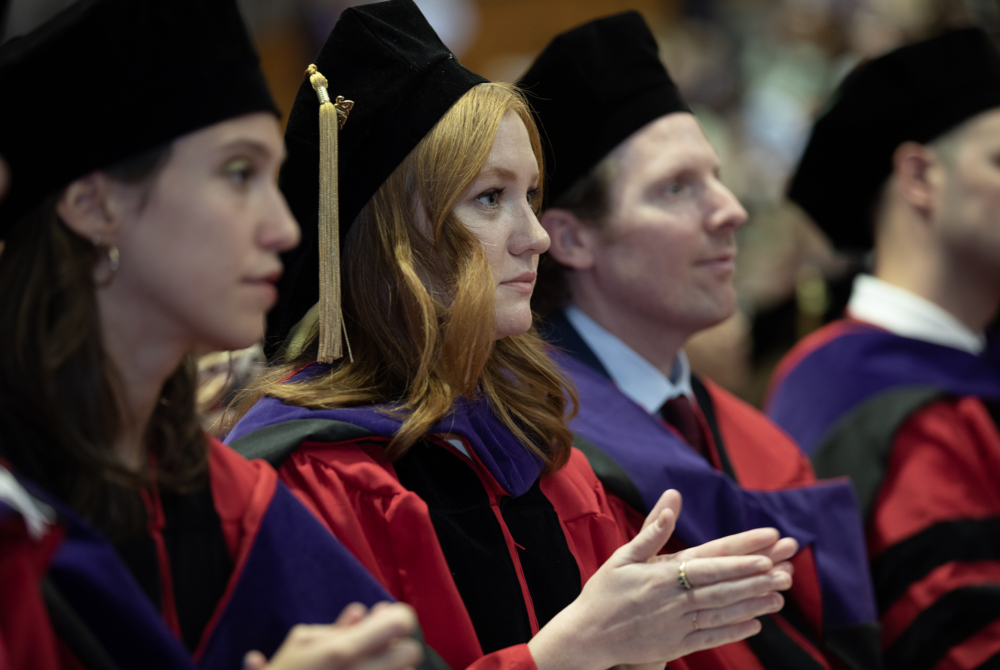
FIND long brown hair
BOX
[233,83,575,471]
[0,147,209,540]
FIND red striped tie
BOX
[658,395,706,455]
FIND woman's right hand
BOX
[528,490,797,670]
[243,602,424,670]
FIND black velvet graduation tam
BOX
[518,11,690,205]
[0,0,277,238]
[267,0,487,355]
[789,28,1000,250]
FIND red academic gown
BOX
[0,440,276,670]
[603,380,831,670]
[0,437,407,670]
[543,312,870,670]
[225,383,779,670]
[281,438,618,670]
[767,318,1000,669]
[872,397,1000,669]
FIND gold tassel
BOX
[306,64,353,363]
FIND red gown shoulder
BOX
[699,378,815,489]
[279,437,538,670]
[206,437,278,560]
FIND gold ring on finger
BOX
[678,561,693,590]
[692,611,700,631]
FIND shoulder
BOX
[542,447,626,574]
[871,396,1000,548]
[544,447,600,488]
[207,436,278,524]
[768,319,873,399]
[540,447,616,521]
[226,398,379,470]
[886,395,1000,491]
[896,395,999,454]
[700,378,815,488]
[209,435,268,483]
[703,377,796,443]
[282,435,405,499]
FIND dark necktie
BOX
[658,395,706,455]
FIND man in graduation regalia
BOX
[520,13,881,670]
[766,28,1000,670]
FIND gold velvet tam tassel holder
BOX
[306,64,354,363]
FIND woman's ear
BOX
[56,173,121,243]
[539,208,598,270]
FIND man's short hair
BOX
[533,156,618,317]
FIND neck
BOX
[568,277,689,377]
[875,213,1000,334]
[97,289,190,472]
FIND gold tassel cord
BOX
[306,64,353,363]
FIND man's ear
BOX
[56,173,121,243]
[540,208,599,270]
[893,141,937,217]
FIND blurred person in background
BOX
[227,2,802,669]
[522,13,880,670]
[767,28,1000,669]
[0,1,436,668]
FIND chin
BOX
[200,321,264,354]
[695,303,738,332]
[494,310,534,340]
[671,293,737,334]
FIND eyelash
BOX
[665,181,685,196]
[476,188,503,208]
[662,170,720,199]
[224,159,256,187]
[476,187,542,210]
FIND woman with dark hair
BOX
[228,2,799,669]
[0,1,431,669]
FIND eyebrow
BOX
[478,166,540,184]
[219,139,284,162]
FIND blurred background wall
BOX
[4,0,999,411]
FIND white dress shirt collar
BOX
[564,305,693,414]
[847,274,986,355]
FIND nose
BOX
[509,200,551,257]
[705,178,747,235]
[260,185,301,253]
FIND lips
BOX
[500,271,536,294]
[697,250,736,264]
[695,250,736,268]
[245,267,283,285]
[243,267,283,305]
